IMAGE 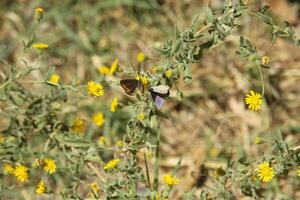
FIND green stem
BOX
[153,130,161,191]
[0,21,39,91]
[143,149,151,191]
[256,60,265,96]
[0,81,9,90]
[43,139,50,152]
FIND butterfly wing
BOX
[149,85,170,109]
[120,79,140,95]
[151,92,166,109]
[150,85,170,95]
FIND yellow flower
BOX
[257,162,269,169]
[297,166,300,178]
[0,134,5,143]
[33,43,48,49]
[72,117,85,134]
[90,182,100,193]
[251,174,257,182]
[165,69,172,79]
[151,66,157,73]
[110,59,119,75]
[162,174,180,187]
[110,98,118,112]
[245,90,263,111]
[3,163,14,174]
[261,56,270,65]
[257,161,275,182]
[145,150,153,159]
[32,159,43,168]
[137,112,145,120]
[87,81,104,97]
[43,159,56,174]
[136,75,148,86]
[137,52,145,62]
[117,140,124,148]
[254,136,262,144]
[14,164,29,182]
[155,193,168,200]
[35,7,44,13]
[209,147,220,157]
[36,180,46,194]
[103,158,121,170]
[98,136,106,145]
[98,66,110,75]
[49,74,60,84]
[92,112,105,127]
[35,7,44,21]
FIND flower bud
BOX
[35,7,44,22]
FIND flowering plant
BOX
[0,1,299,199]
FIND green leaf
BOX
[259,5,270,13]
[256,12,273,25]
[206,6,215,22]
[84,153,102,163]
[54,134,91,148]
[240,36,245,45]
[59,85,68,102]
[45,66,56,82]
[235,5,248,17]
[183,65,192,83]
[171,40,182,54]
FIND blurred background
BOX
[0,0,299,199]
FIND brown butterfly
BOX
[120,79,144,95]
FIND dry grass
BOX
[0,0,299,199]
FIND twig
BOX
[71,147,104,182]
[195,23,212,35]
[87,162,105,182]
[293,145,300,152]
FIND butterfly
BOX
[120,79,144,96]
[149,85,170,109]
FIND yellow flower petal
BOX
[35,7,44,13]
[162,174,179,187]
[261,56,270,65]
[245,90,263,111]
[110,59,119,75]
[43,159,56,174]
[87,81,104,97]
[103,159,121,170]
[137,112,145,120]
[3,163,14,174]
[90,182,100,193]
[110,98,118,112]
[256,162,275,182]
[14,164,29,182]
[49,74,60,84]
[165,69,172,79]
[98,66,110,75]
[98,136,106,145]
[72,117,85,134]
[93,112,105,127]
[137,52,145,62]
[33,43,48,49]
[36,180,46,194]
